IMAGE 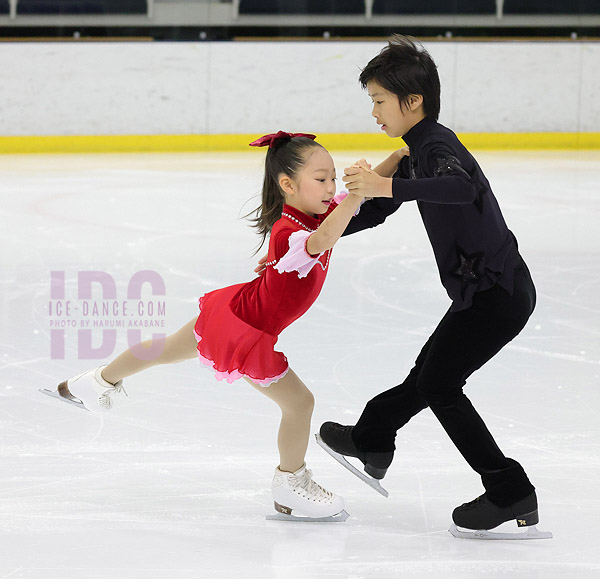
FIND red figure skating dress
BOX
[194,202,338,386]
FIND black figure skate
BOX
[316,422,393,498]
[449,492,553,540]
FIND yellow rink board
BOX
[1,132,599,153]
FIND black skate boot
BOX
[319,422,393,480]
[450,491,552,539]
[452,491,539,531]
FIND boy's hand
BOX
[342,166,393,198]
[254,253,268,276]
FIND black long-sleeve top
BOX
[344,117,519,311]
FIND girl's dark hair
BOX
[359,35,441,121]
[246,136,324,251]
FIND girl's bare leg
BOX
[103,324,314,472]
[101,317,199,384]
[245,368,314,473]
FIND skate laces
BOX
[461,495,485,511]
[98,382,128,409]
[295,468,334,502]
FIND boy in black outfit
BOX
[319,35,545,534]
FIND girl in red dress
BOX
[47,132,364,521]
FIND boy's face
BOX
[367,80,425,138]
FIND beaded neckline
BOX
[263,206,330,271]
[280,204,321,232]
[281,212,315,233]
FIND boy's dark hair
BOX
[359,35,441,121]
[246,136,324,252]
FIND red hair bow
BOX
[249,131,317,149]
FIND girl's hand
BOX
[353,158,372,170]
[343,158,371,176]
[254,253,268,276]
[342,166,393,198]
[395,146,410,159]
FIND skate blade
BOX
[315,433,389,498]
[448,523,553,540]
[266,510,349,523]
[39,388,88,411]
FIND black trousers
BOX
[353,258,537,507]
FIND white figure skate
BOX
[40,366,127,413]
[266,464,349,522]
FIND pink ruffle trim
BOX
[332,191,349,204]
[193,327,289,388]
[274,229,323,279]
[332,190,364,215]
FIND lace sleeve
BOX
[274,230,323,279]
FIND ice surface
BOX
[0,150,599,578]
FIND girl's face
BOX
[367,80,425,138]
[282,147,337,217]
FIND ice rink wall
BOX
[1,39,599,151]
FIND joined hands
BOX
[342,148,409,198]
[255,149,409,275]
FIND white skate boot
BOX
[266,463,349,522]
[40,366,127,413]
